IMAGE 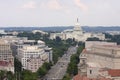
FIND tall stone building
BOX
[0,39,14,73]
[77,41,120,80]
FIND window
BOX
[90,70,92,74]
[82,60,85,63]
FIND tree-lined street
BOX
[42,46,78,80]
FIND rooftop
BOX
[108,69,120,77]
[73,74,111,80]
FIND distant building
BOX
[0,36,28,43]
[0,36,28,56]
[77,41,120,80]
[7,31,19,36]
[50,19,105,42]
[0,30,6,34]
[0,39,14,73]
[32,30,48,35]
[106,31,120,35]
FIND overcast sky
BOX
[0,0,120,27]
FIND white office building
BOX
[17,45,48,69]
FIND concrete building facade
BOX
[27,57,44,72]
[78,41,120,80]
[17,45,48,69]
[0,39,14,73]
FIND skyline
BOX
[0,0,120,27]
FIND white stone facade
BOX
[17,45,48,69]
[0,39,14,73]
[50,20,105,42]
[79,41,120,79]
[27,58,44,72]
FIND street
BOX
[42,46,78,80]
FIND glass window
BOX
[90,70,92,74]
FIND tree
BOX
[43,62,52,70]
[77,45,85,55]
[62,73,71,80]
[67,62,78,76]
[37,62,52,78]
[14,58,22,72]
[55,36,61,42]
[65,45,85,79]
[37,67,47,77]
[66,38,73,44]
[104,33,112,38]
[70,54,79,64]
[0,70,15,80]
[21,70,37,80]
[87,37,100,41]
[6,71,15,80]
[0,70,5,80]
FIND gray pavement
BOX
[42,46,78,80]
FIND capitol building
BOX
[50,19,105,42]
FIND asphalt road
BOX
[42,46,78,80]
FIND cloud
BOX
[22,1,36,9]
[74,0,88,11]
[41,0,62,10]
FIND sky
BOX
[0,0,120,27]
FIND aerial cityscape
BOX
[0,0,120,80]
